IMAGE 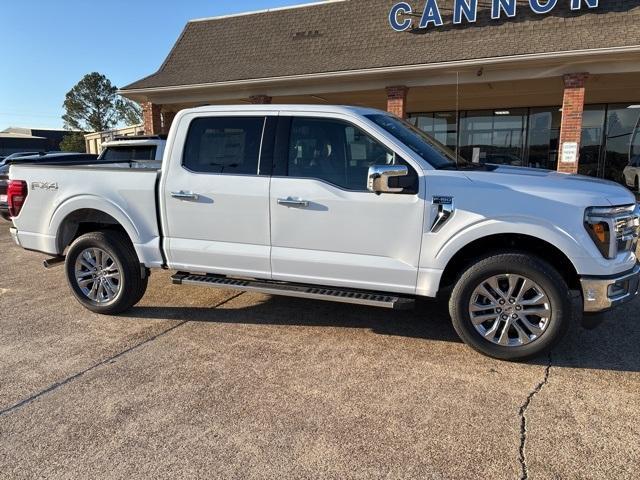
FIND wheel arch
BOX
[439,233,581,292]
[51,198,141,254]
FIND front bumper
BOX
[581,264,640,313]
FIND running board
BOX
[171,272,414,310]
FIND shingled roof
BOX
[122,0,640,91]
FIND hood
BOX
[462,165,636,208]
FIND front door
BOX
[270,115,425,294]
[162,113,274,278]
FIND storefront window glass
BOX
[601,104,640,182]
[410,112,458,151]
[526,107,561,170]
[577,105,606,178]
[433,112,458,149]
[458,109,527,165]
[631,110,640,163]
[409,104,640,187]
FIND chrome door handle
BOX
[277,197,309,208]
[171,191,199,201]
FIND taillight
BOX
[8,180,28,218]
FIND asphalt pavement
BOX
[0,224,638,479]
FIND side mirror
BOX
[367,165,409,194]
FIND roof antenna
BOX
[455,70,460,167]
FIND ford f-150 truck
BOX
[7,105,640,360]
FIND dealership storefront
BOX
[121,0,640,183]
[409,103,640,181]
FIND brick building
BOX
[120,0,640,183]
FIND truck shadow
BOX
[130,295,462,343]
[126,294,640,373]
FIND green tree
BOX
[59,132,87,153]
[62,72,142,132]
[115,97,143,126]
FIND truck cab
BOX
[7,105,640,361]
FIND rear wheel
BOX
[449,252,572,360]
[65,230,147,314]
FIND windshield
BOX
[365,114,472,169]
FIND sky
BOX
[0,0,318,130]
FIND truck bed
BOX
[9,163,162,267]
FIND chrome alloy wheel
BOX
[74,248,121,303]
[468,274,551,347]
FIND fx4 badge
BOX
[31,181,59,191]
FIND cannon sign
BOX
[389,0,600,31]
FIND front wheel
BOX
[449,253,572,361]
[65,230,148,314]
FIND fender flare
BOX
[433,216,583,274]
[49,195,142,252]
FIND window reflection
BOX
[577,105,606,178]
[409,103,640,186]
[526,108,561,170]
[410,112,458,148]
[459,109,527,166]
[602,105,640,183]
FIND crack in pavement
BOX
[518,352,552,480]
[0,292,244,419]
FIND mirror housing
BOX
[367,165,409,194]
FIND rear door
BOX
[162,111,276,278]
[269,113,425,294]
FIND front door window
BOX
[287,117,417,192]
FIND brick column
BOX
[249,95,272,104]
[162,110,176,135]
[558,73,589,174]
[386,86,409,119]
[142,102,162,135]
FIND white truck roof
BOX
[100,138,165,148]
[185,104,385,116]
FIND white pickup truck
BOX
[7,105,640,360]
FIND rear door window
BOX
[183,117,265,175]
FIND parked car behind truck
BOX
[98,136,165,169]
[623,155,640,192]
[623,117,640,192]
[7,105,640,360]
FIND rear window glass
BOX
[102,146,157,161]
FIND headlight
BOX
[584,205,639,259]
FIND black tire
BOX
[635,176,639,193]
[132,272,150,306]
[449,252,572,361]
[65,230,147,314]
